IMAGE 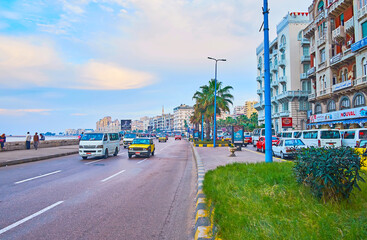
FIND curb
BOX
[194,144,232,148]
[0,151,79,167]
[191,143,220,240]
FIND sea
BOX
[5,136,78,142]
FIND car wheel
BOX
[280,152,285,159]
[82,156,88,160]
[152,150,155,156]
[262,147,265,153]
[147,151,151,158]
[128,154,132,159]
[104,149,108,159]
[272,151,275,157]
[113,147,118,156]
[256,147,259,152]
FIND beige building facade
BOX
[244,101,258,118]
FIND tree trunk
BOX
[205,120,211,140]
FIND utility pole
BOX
[263,0,273,162]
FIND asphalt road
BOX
[0,138,196,240]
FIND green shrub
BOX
[293,147,365,202]
[194,140,231,145]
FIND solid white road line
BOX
[0,201,64,235]
[84,160,103,165]
[159,146,169,152]
[14,170,62,185]
[101,170,126,182]
[137,159,147,164]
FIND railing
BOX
[345,16,354,34]
[304,22,316,38]
[273,113,280,118]
[300,73,308,80]
[271,80,278,88]
[307,67,316,76]
[315,10,326,24]
[279,76,287,83]
[301,38,310,45]
[257,63,262,70]
[301,55,311,62]
[310,45,315,53]
[254,102,262,110]
[258,116,265,121]
[328,0,348,16]
[280,111,290,117]
[354,76,367,86]
[256,76,262,82]
[317,36,326,47]
[273,49,278,56]
[318,88,332,96]
[257,89,263,94]
[332,80,352,92]
[330,48,354,66]
[308,93,316,100]
[358,4,367,20]
[279,42,286,51]
[330,53,342,65]
[271,96,277,102]
[271,63,278,72]
[332,25,345,42]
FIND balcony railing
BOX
[300,73,308,80]
[317,36,326,47]
[330,48,355,66]
[280,111,290,117]
[304,22,316,39]
[332,25,346,42]
[258,116,265,121]
[271,96,277,102]
[257,89,263,95]
[332,79,352,92]
[308,93,316,100]
[277,90,310,100]
[318,88,332,97]
[254,102,262,110]
[301,55,311,63]
[307,67,316,77]
[354,76,367,86]
[330,53,342,65]
[279,42,286,51]
[315,10,326,24]
[301,38,310,46]
[271,63,278,72]
[328,0,350,16]
[310,45,315,53]
[273,113,280,118]
[279,55,286,67]
[256,76,262,82]
[271,80,278,88]
[345,16,354,35]
[358,4,367,20]
[279,76,287,84]
[257,63,262,70]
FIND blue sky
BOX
[0,0,310,135]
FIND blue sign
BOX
[232,126,244,144]
[352,37,367,52]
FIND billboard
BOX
[232,125,244,144]
[282,117,293,128]
[121,120,132,131]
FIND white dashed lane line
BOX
[14,170,62,185]
[101,170,126,182]
[137,159,147,164]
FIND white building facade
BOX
[173,104,194,133]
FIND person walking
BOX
[40,134,45,141]
[33,132,40,150]
[0,134,6,151]
[26,132,32,149]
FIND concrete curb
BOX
[194,144,232,148]
[191,143,220,240]
[0,151,79,167]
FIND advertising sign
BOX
[282,117,293,128]
[352,36,367,52]
[310,106,367,123]
[121,120,132,131]
[194,130,199,139]
[232,125,244,144]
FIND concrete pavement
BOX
[0,145,79,167]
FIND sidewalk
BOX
[0,145,79,167]
[194,145,282,173]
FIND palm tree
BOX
[193,79,234,140]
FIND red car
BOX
[175,135,182,140]
[256,136,280,153]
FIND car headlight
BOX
[96,145,103,148]
[79,145,84,149]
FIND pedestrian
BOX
[33,132,40,150]
[78,132,84,142]
[40,133,45,141]
[26,132,32,150]
[0,133,6,151]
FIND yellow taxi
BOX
[355,139,367,171]
[159,135,167,143]
[128,138,155,158]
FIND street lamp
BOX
[208,57,226,148]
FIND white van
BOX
[252,128,276,147]
[299,129,342,147]
[279,131,301,139]
[341,128,367,147]
[79,133,120,159]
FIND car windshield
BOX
[360,140,367,148]
[125,134,137,138]
[132,139,150,145]
[320,131,340,139]
[272,137,278,141]
[285,139,305,146]
[81,133,103,141]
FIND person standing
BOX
[26,132,32,149]
[0,134,6,151]
[40,134,45,141]
[33,132,40,150]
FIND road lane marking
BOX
[159,146,169,152]
[0,201,64,235]
[101,170,126,182]
[14,170,62,185]
[137,159,147,164]
[84,160,103,165]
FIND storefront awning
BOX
[307,118,367,127]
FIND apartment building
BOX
[96,116,120,132]
[244,101,258,118]
[255,12,311,132]
[149,114,174,132]
[233,106,246,116]
[305,0,367,129]
[173,104,194,133]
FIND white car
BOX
[79,133,120,159]
[123,133,137,148]
[272,138,306,159]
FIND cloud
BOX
[0,109,52,116]
[0,36,155,90]
[71,113,87,116]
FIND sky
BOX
[0,0,310,135]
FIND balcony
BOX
[353,76,367,87]
[317,36,326,47]
[330,53,342,65]
[258,116,265,121]
[304,22,316,39]
[257,89,263,95]
[273,113,280,118]
[254,102,263,110]
[271,80,278,88]
[358,4,367,20]
[301,55,311,63]
[307,67,316,77]
[345,16,354,35]
[280,111,290,117]
[332,79,352,92]
[272,49,278,56]
[332,26,346,42]
[310,45,315,54]
[318,88,332,98]
[277,90,310,102]
[279,42,286,52]
[279,76,287,84]
[308,93,316,101]
[257,63,262,70]
[256,76,262,82]
[330,48,355,67]
[328,0,352,17]
[315,10,326,24]
[301,38,310,46]
[300,73,308,80]
[271,96,277,102]
[271,63,278,72]
[279,55,286,67]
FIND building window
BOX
[320,48,326,63]
[340,13,344,26]
[340,97,351,109]
[303,46,309,56]
[363,58,367,75]
[344,69,348,82]
[303,64,310,73]
[281,35,286,45]
[318,1,324,12]
[361,0,367,8]
[327,100,336,112]
[353,65,356,79]
[362,21,367,39]
[283,102,289,111]
[315,103,322,114]
[354,93,366,107]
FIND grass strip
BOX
[203,162,367,240]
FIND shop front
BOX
[308,106,367,129]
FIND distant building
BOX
[173,104,194,133]
[149,114,174,132]
[96,116,120,132]
[244,101,258,118]
[233,106,246,116]
[217,111,231,120]
[132,120,144,131]
[65,128,90,135]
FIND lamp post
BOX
[208,57,226,148]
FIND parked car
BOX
[128,138,155,158]
[252,128,276,147]
[298,129,342,147]
[342,128,367,147]
[256,136,280,153]
[175,135,182,140]
[79,133,120,159]
[243,135,252,147]
[272,138,306,159]
[354,139,367,171]
[123,133,137,148]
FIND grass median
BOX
[203,162,367,240]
